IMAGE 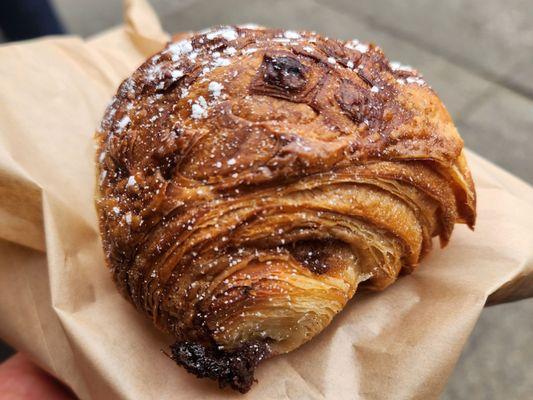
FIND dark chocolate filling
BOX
[262,55,307,91]
[170,340,271,393]
[289,238,352,274]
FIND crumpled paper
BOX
[0,1,531,398]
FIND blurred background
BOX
[0,0,532,399]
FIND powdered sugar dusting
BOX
[206,27,238,41]
[166,40,193,61]
[212,57,231,67]
[346,39,368,53]
[390,61,414,72]
[208,81,224,98]
[126,175,136,188]
[355,43,368,53]
[191,96,208,119]
[116,115,130,132]
[272,38,291,43]
[171,69,184,80]
[145,63,163,83]
[99,170,107,184]
[238,23,263,29]
[224,47,237,56]
[284,30,300,39]
[406,76,425,86]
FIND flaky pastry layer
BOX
[95,26,476,392]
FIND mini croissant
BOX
[95,26,476,393]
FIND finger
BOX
[0,353,75,400]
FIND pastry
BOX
[95,26,476,392]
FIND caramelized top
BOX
[97,26,471,192]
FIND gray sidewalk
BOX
[6,0,533,398]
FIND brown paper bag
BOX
[0,1,531,398]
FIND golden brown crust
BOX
[95,26,476,392]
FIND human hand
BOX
[0,353,75,399]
